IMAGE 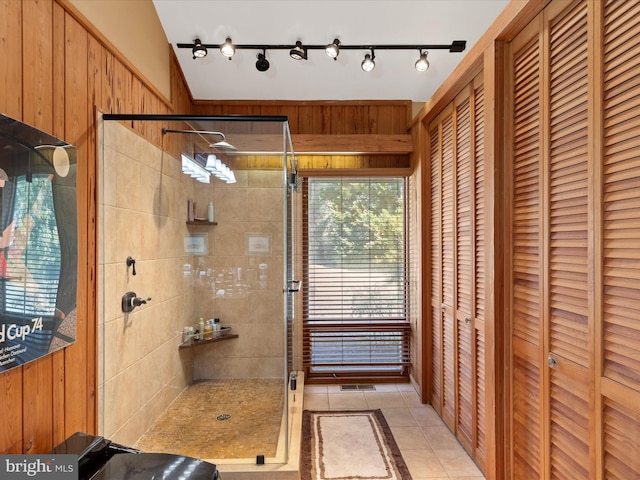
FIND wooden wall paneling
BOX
[21,0,55,454]
[63,11,90,438]
[170,52,193,114]
[329,105,347,134]
[483,38,510,480]
[0,0,23,118]
[276,105,300,134]
[416,121,429,402]
[85,32,102,440]
[131,76,144,136]
[0,0,25,455]
[51,0,68,448]
[22,0,53,130]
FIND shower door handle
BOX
[288,280,302,292]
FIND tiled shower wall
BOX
[191,169,285,380]
[99,119,196,446]
[98,119,286,446]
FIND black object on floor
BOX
[51,432,220,479]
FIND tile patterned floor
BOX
[134,378,284,459]
[303,383,485,480]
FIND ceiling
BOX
[152,1,511,104]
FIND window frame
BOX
[301,176,411,383]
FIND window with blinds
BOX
[2,174,61,317]
[302,177,410,381]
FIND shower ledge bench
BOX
[179,333,238,349]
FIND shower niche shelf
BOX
[186,220,218,226]
[179,333,238,349]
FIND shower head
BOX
[209,140,237,151]
[162,128,237,151]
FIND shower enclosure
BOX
[97,114,298,468]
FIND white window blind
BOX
[3,175,61,316]
[302,177,410,380]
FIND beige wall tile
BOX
[100,121,290,445]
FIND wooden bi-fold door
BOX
[509,0,640,477]
[429,74,486,473]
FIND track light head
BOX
[192,38,207,59]
[220,37,235,59]
[361,50,375,72]
[325,38,341,60]
[415,50,430,72]
[290,41,307,60]
[256,50,270,72]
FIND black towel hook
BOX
[126,256,136,276]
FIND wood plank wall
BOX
[0,0,190,454]
[0,0,416,454]
[193,100,413,172]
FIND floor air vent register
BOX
[340,385,376,391]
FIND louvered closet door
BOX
[454,80,487,469]
[440,110,456,428]
[510,17,544,478]
[510,0,593,477]
[472,79,486,471]
[547,2,592,477]
[601,0,640,476]
[430,121,443,415]
[455,94,474,451]
[429,79,486,471]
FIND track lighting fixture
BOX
[256,49,270,72]
[182,155,210,183]
[415,50,430,72]
[220,37,235,59]
[178,38,466,72]
[204,154,236,184]
[192,38,207,59]
[289,41,307,60]
[325,38,340,60]
[361,50,375,72]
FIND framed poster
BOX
[0,114,78,373]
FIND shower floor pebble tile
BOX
[134,378,284,460]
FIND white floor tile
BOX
[380,407,418,427]
[303,383,485,479]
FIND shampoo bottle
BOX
[207,201,215,222]
[197,318,204,341]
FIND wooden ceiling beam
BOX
[291,134,413,154]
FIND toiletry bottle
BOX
[204,322,213,340]
[207,201,215,222]
[196,318,204,341]
[214,318,221,331]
